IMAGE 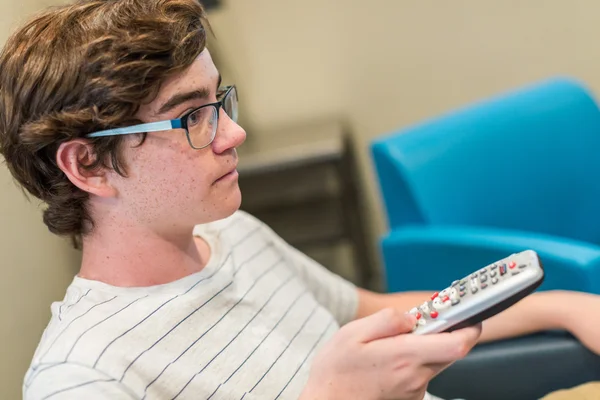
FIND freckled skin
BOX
[67,49,247,287]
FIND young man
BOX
[0,1,598,399]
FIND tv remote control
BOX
[409,250,544,335]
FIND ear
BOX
[56,139,117,198]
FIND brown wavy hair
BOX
[0,0,210,247]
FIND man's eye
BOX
[188,111,200,126]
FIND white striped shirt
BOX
[23,210,359,400]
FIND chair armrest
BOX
[429,331,600,400]
[380,225,600,293]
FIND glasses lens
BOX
[187,106,217,148]
[223,87,238,122]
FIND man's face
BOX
[107,49,246,232]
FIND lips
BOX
[215,163,238,182]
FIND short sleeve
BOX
[237,211,359,326]
[24,363,135,400]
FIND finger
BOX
[420,324,482,364]
[393,323,482,364]
[349,308,417,343]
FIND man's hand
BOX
[300,308,482,400]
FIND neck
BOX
[78,217,211,287]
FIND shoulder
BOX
[29,287,125,364]
[24,361,135,399]
[24,286,133,396]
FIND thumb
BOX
[351,308,416,343]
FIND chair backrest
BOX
[371,77,600,244]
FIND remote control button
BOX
[430,311,439,319]
[490,271,497,278]
[492,277,498,284]
[460,279,467,286]
[480,274,488,283]
[500,264,507,276]
[431,292,439,300]
[410,307,419,314]
[511,270,520,276]
[471,286,478,294]
[420,302,431,314]
[459,291,466,297]
[509,261,517,269]
[479,268,487,274]
[481,283,488,289]
[418,318,426,326]
[460,285,466,291]
[432,297,451,311]
[519,264,527,269]
[449,287,459,300]
[451,298,460,306]
[471,273,478,279]
[440,288,451,298]
[452,280,460,286]
[470,277,478,289]
[491,264,498,270]
[416,312,422,320]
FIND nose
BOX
[211,108,246,154]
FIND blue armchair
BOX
[371,77,600,295]
[370,77,600,400]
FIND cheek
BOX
[121,140,215,207]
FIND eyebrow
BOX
[157,73,222,116]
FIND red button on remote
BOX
[509,261,516,269]
[416,312,422,320]
[442,296,450,302]
[431,292,439,300]
[430,311,439,319]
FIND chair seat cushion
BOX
[429,331,600,400]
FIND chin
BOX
[186,184,243,227]
[228,184,242,209]
[209,187,243,223]
[223,190,242,217]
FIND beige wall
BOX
[0,1,80,399]
[2,0,600,398]
[207,0,600,248]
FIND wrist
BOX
[535,290,573,331]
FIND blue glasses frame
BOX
[86,85,237,149]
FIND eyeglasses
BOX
[86,85,238,149]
